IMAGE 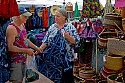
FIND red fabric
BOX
[42,7,48,28]
[0,0,19,18]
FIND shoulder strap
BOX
[9,23,20,32]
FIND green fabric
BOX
[74,2,79,19]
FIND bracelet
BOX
[36,46,38,49]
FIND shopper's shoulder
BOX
[66,23,75,28]
[7,24,16,31]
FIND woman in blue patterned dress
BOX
[39,8,80,83]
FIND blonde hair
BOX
[11,16,18,21]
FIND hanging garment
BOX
[79,39,93,65]
[92,19,103,33]
[42,7,48,28]
[82,0,101,18]
[33,7,42,29]
[0,0,19,18]
[80,24,97,39]
[36,30,72,83]
[0,21,11,83]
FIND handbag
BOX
[25,55,39,82]
[107,38,125,56]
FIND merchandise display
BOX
[0,0,125,83]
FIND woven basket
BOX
[103,54,123,71]
[73,66,80,76]
[79,67,94,79]
[107,38,125,56]
[103,13,122,30]
[98,28,119,48]
[107,74,124,83]
[102,66,117,78]
[66,2,73,12]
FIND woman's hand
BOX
[35,46,42,54]
[61,31,70,38]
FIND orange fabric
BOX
[42,7,48,28]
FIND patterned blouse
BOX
[42,23,80,61]
[8,23,28,63]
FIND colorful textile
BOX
[80,24,97,39]
[74,2,79,19]
[92,19,103,33]
[0,0,19,18]
[42,7,48,28]
[115,0,125,8]
[82,0,101,18]
[79,39,93,64]
[42,23,80,61]
[0,20,11,83]
[33,7,42,29]
[0,66,10,83]
[8,23,28,63]
[37,30,72,83]
[36,23,80,83]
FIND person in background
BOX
[40,8,80,83]
[6,7,41,83]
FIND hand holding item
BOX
[61,30,70,38]
[35,46,42,54]
[26,48,35,56]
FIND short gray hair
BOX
[56,8,68,20]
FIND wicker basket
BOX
[66,2,73,12]
[79,67,94,79]
[107,74,124,83]
[73,66,80,76]
[98,28,119,48]
[107,38,125,56]
[103,54,123,71]
[103,13,122,30]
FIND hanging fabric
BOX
[82,0,101,18]
[0,20,11,83]
[80,21,97,39]
[92,19,103,33]
[42,7,48,28]
[115,0,125,8]
[0,0,19,18]
[33,7,42,29]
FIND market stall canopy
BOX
[17,0,83,10]
[16,0,115,10]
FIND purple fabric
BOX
[115,0,125,8]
